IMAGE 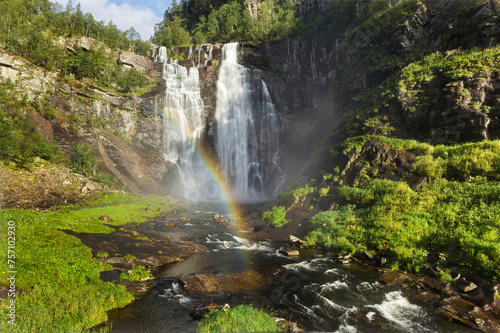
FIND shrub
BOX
[69,143,97,177]
[262,206,289,227]
[119,265,152,282]
[304,205,360,253]
[197,305,281,333]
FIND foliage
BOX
[326,44,500,144]
[69,143,97,177]
[64,46,150,93]
[152,0,301,45]
[92,171,117,187]
[413,141,500,181]
[0,82,64,168]
[120,265,152,282]
[96,251,109,258]
[304,205,360,253]
[116,67,151,93]
[277,186,314,206]
[0,0,151,57]
[151,16,191,48]
[0,218,133,332]
[262,206,289,227]
[306,139,500,281]
[197,305,282,333]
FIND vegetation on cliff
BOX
[0,0,152,94]
[261,0,500,287]
[151,0,301,46]
[0,81,64,168]
[0,0,150,58]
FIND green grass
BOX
[0,193,180,332]
[119,265,152,282]
[305,138,500,280]
[197,305,282,333]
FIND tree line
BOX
[0,0,150,92]
[0,0,151,61]
[150,0,301,47]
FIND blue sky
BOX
[52,0,172,40]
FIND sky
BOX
[52,0,172,40]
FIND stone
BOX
[99,213,114,222]
[279,249,300,257]
[289,235,304,244]
[459,281,479,293]
[204,304,218,312]
[179,268,278,294]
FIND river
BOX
[103,205,473,333]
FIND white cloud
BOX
[52,0,162,40]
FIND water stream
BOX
[105,208,472,333]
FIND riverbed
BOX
[97,205,473,333]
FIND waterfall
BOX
[155,43,284,203]
[215,43,285,202]
[155,46,215,201]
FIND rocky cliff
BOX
[3,0,500,197]
[243,0,500,185]
[0,37,167,196]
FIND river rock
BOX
[179,268,278,294]
[99,213,114,222]
[289,235,304,244]
[279,248,300,257]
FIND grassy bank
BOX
[266,138,500,282]
[197,305,282,333]
[0,193,181,332]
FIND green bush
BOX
[197,305,281,333]
[306,177,500,279]
[119,265,152,282]
[304,205,360,253]
[0,82,63,168]
[262,206,289,227]
[69,143,97,177]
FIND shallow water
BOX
[105,207,473,333]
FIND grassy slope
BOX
[264,45,500,283]
[0,193,181,332]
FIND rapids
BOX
[104,207,472,333]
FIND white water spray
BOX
[155,43,284,202]
[154,47,212,201]
[215,43,285,202]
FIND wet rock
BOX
[289,235,304,244]
[179,268,278,294]
[189,310,204,320]
[279,248,300,257]
[204,304,218,312]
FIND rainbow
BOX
[160,107,246,230]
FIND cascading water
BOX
[154,46,214,201]
[155,43,284,202]
[215,43,285,202]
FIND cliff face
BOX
[245,0,500,184]
[0,38,167,195]
[4,0,500,195]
